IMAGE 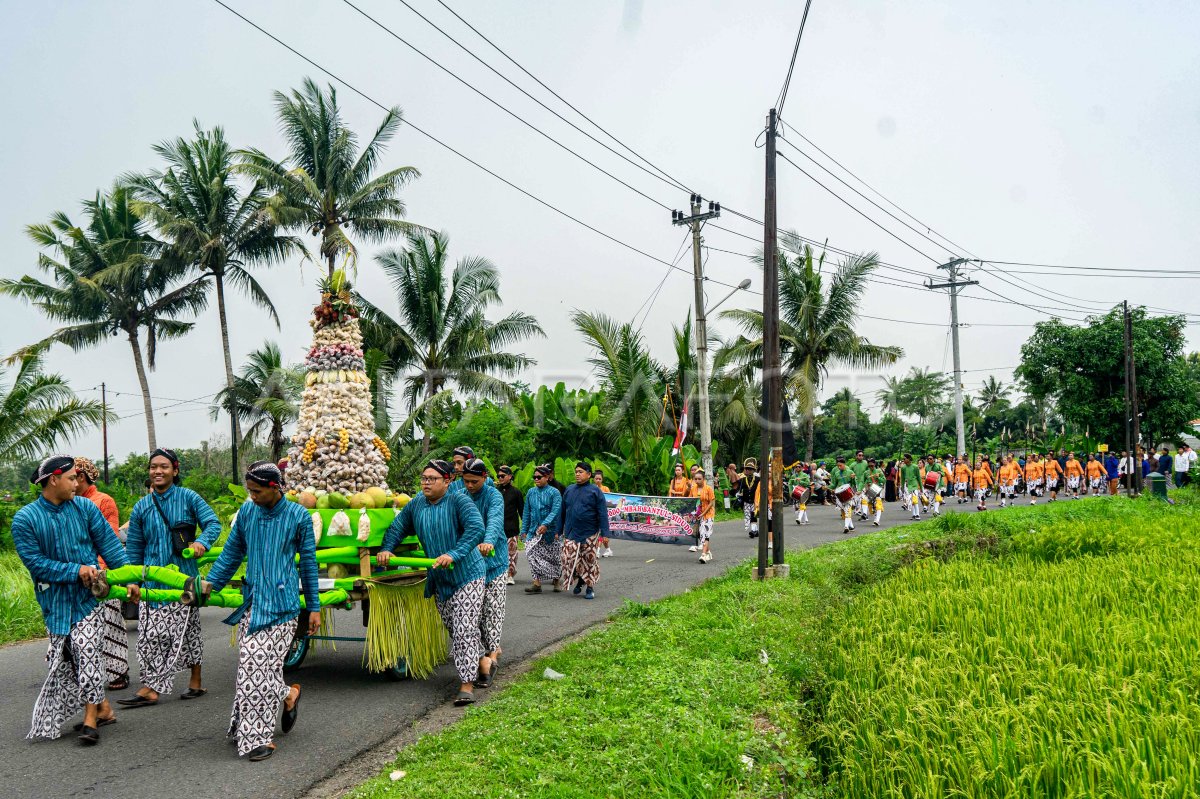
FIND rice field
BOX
[0,551,44,646]
[820,501,1200,797]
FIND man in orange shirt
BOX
[1064,452,1085,498]
[953,456,972,503]
[73,457,130,692]
[1024,453,1044,505]
[1043,452,1064,502]
[693,471,716,564]
[1085,453,1107,496]
[997,455,1020,508]
[972,458,994,511]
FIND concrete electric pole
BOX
[672,194,721,481]
[927,258,976,458]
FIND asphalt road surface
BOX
[0,499,954,798]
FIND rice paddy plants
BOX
[0,551,44,646]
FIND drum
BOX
[834,483,855,503]
[791,485,811,503]
[924,472,941,490]
[865,483,882,502]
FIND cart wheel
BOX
[384,659,408,681]
[284,636,309,671]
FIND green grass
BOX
[0,551,44,646]
[350,496,1200,799]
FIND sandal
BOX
[179,687,207,700]
[247,745,275,762]
[453,690,475,707]
[281,685,301,734]
[475,669,491,688]
[73,717,117,731]
[77,725,100,746]
[116,694,158,708]
[552,579,563,593]
[523,584,542,594]
[107,674,129,691]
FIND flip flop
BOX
[77,725,100,746]
[453,690,475,707]
[179,688,207,700]
[116,695,158,708]
[107,675,129,691]
[475,669,491,688]
[73,717,117,731]
[281,685,301,734]
[247,745,275,762]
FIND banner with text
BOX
[604,492,700,545]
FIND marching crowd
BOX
[9,444,615,756]
[11,439,1191,756]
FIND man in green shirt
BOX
[830,456,857,534]
[899,454,924,521]
[864,458,886,526]
[849,450,870,520]
[792,467,812,526]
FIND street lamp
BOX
[696,277,752,481]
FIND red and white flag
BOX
[672,398,689,456]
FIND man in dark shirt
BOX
[496,466,524,585]
[560,462,610,600]
[737,459,759,538]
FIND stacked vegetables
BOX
[285,270,390,496]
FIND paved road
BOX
[0,501,943,798]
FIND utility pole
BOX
[672,194,721,482]
[1127,305,1142,495]
[927,258,976,458]
[1122,300,1133,496]
[101,382,110,484]
[759,109,784,575]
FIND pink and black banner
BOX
[605,492,701,545]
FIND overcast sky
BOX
[2,0,1197,461]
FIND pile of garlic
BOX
[285,297,390,496]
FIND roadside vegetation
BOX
[350,495,1200,798]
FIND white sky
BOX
[2,0,1197,460]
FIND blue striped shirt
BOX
[563,482,612,543]
[125,485,221,607]
[447,476,493,496]
[521,484,562,543]
[205,498,319,633]
[382,491,485,602]
[464,483,508,583]
[11,496,129,635]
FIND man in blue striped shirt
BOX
[522,464,563,593]
[380,459,486,706]
[205,461,321,761]
[12,455,136,745]
[461,458,507,688]
[120,448,221,708]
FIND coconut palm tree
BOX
[897,367,951,425]
[0,351,108,462]
[875,374,904,417]
[571,310,665,466]
[126,122,306,459]
[238,78,421,277]
[717,234,902,459]
[356,230,544,453]
[1,187,208,451]
[977,375,1012,415]
[210,341,303,461]
[709,367,761,463]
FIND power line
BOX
[430,0,693,194]
[338,0,673,211]
[207,0,750,297]
[775,0,815,117]
[777,150,943,265]
[985,259,1200,274]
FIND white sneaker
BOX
[767,542,772,549]
[506,576,515,585]
[701,552,712,563]
[601,548,613,557]
[688,545,698,552]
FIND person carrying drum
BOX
[830,456,857,534]
[922,456,946,516]
[792,466,812,526]
[864,458,886,526]
[849,451,870,521]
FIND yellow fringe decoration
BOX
[313,606,337,652]
[363,580,448,678]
